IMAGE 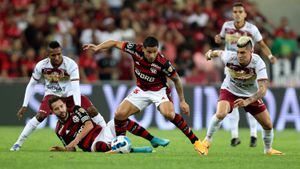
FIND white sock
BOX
[91,114,107,127]
[247,113,257,137]
[262,129,274,152]
[230,108,239,138]
[206,114,222,142]
[15,117,40,146]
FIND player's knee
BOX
[162,111,175,120]
[87,106,99,117]
[115,108,128,120]
[35,113,47,122]
[262,122,273,130]
[215,112,226,120]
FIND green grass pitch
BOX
[0,127,299,169]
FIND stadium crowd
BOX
[0,0,298,84]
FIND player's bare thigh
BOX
[253,109,273,130]
[215,100,231,120]
[115,100,140,120]
[158,101,175,120]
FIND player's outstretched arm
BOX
[82,40,124,52]
[169,73,190,116]
[205,50,223,60]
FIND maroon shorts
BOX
[39,95,93,116]
[219,89,266,116]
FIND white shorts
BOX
[125,86,170,111]
[91,120,116,152]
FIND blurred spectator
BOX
[274,17,297,39]
[97,50,118,80]
[79,50,99,83]
[117,52,134,81]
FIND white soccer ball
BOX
[111,136,132,154]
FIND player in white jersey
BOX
[214,2,277,147]
[10,41,106,151]
[202,36,283,155]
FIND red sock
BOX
[127,119,154,141]
[114,118,128,136]
[171,114,198,144]
[95,141,111,152]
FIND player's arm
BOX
[169,73,190,116]
[70,61,81,106]
[257,40,277,64]
[17,77,39,119]
[205,50,224,60]
[82,40,124,52]
[65,106,94,149]
[234,79,269,108]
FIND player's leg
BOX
[10,95,52,151]
[246,101,283,155]
[229,108,241,147]
[114,100,140,136]
[126,119,170,147]
[247,112,258,147]
[206,100,231,142]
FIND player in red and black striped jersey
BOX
[49,96,169,152]
[83,36,208,155]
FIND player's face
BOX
[237,47,251,65]
[232,6,246,23]
[51,100,68,120]
[143,46,158,63]
[48,48,63,67]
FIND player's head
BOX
[48,96,68,120]
[48,41,63,67]
[237,36,253,65]
[232,2,247,23]
[142,36,159,63]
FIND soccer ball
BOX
[111,136,132,154]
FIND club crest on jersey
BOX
[72,115,79,123]
[150,67,157,74]
[126,42,134,49]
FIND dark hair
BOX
[48,41,61,49]
[233,2,245,8]
[48,96,63,109]
[143,36,159,48]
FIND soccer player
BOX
[10,41,106,151]
[203,36,283,155]
[48,96,168,153]
[83,36,207,155]
[214,2,277,147]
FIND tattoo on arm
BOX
[247,79,269,104]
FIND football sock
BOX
[230,108,239,138]
[262,129,273,152]
[171,114,198,144]
[114,118,128,136]
[247,113,257,137]
[206,114,222,142]
[95,141,111,152]
[127,119,154,141]
[15,117,40,146]
[91,113,107,127]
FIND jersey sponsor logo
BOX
[150,67,157,74]
[126,42,134,49]
[133,88,140,94]
[46,83,65,93]
[42,68,70,82]
[135,68,155,82]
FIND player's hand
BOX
[180,101,190,116]
[270,56,277,64]
[50,146,66,152]
[17,107,27,120]
[66,139,79,150]
[205,50,212,60]
[82,44,98,51]
[234,99,250,108]
[214,34,222,44]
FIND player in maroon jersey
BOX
[48,96,168,152]
[83,36,207,155]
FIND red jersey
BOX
[55,108,102,152]
[121,42,176,91]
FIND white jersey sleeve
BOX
[256,57,268,80]
[31,60,44,80]
[219,22,227,38]
[68,59,80,80]
[220,51,235,64]
[252,25,263,43]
